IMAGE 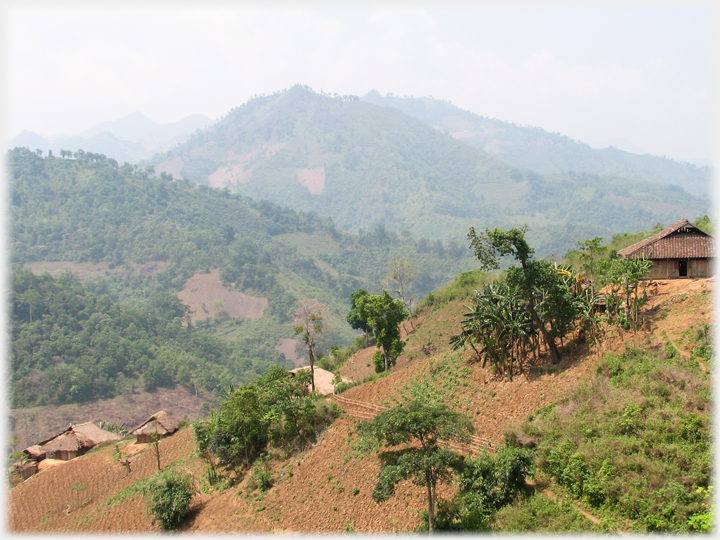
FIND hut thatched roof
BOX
[618,219,714,260]
[23,445,45,460]
[41,422,121,454]
[130,411,182,437]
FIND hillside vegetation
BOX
[9,147,478,409]
[150,85,708,254]
[9,237,713,533]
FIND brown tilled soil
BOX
[8,278,713,534]
[177,269,268,323]
[24,260,170,279]
[9,426,202,533]
[275,338,303,366]
[10,385,209,452]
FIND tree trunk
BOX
[384,349,389,372]
[308,346,316,393]
[154,418,161,471]
[519,259,560,363]
[427,473,435,534]
[526,299,560,363]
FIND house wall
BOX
[20,462,37,480]
[648,258,714,279]
[689,259,713,278]
[136,433,168,444]
[649,260,677,279]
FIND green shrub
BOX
[434,446,535,531]
[492,492,599,532]
[143,471,197,530]
[521,341,712,532]
[249,455,273,492]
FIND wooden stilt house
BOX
[618,219,715,279]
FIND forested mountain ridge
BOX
[8,147,475,407]
[148,85,708,255]
[361,91,711,196]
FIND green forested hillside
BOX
[362,91,711,196]
[9,147,476,405]
[10,269,274,408]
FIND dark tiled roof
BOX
[618,219,714,260]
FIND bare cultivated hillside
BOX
[8,278,713,533]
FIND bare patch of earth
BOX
[203,142,286,188]
[289,366,348,396]
[10,385,208,452]
[154,156,185,178]
[276,338,303,367]
[24,260,170,280]
[296,167,325,194]
[452,129,482,139]
[208,164,253,188]
[177,269,267,323]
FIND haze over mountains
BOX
[8,85,710,257]
[145,86,707,256]
[361,91,711,196]
[7,113,214,165]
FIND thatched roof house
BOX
[23,445,47,462]
[618,219,714,279]
[129,411,181,444]
[40,422,121,460]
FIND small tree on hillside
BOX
[467,226,560,363]
[358,401,475,534]
[293,299,325,392]
[575,237,607,294]
[347,288,373,347]
[601,256,653,331]
[356,290,408,372]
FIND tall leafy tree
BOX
[346,288,373,346]
[356,290,408,372]
[359,401,475,534]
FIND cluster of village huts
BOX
[16,411,181,480]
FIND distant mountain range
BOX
[147,85,708,256]
[361,91,710,196]
[7,112,214,164]
[7,86,710,256]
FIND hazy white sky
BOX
[3,3,716,164]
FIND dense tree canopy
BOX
[359,401,475,533]
[355,290,408,372]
